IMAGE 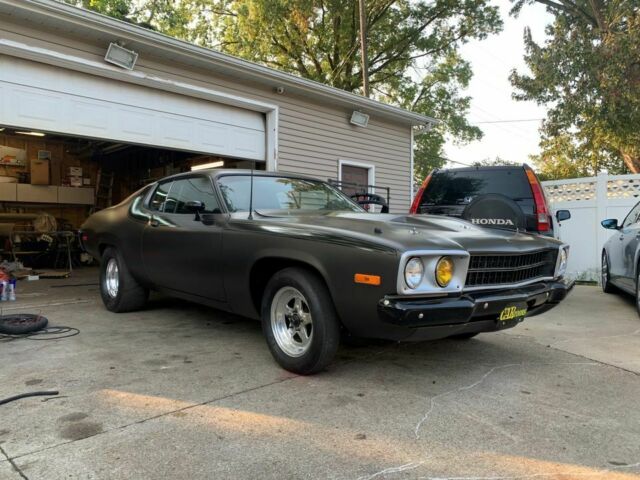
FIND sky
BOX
[443,0,554,167]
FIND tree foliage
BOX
[510,0,640,177]
[68,0,503,181]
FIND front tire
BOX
[635,267,640,317]
[601,252,615,293]
[100,247,148,312]
[261,268,340,375]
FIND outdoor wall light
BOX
[105,42,139,70]
[350,111,369,128]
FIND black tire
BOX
[100,247,148,313]
[449,332,479,340]
[0,314,48,334]
[635,266,640,317]
[601,251,615,293]
[261,267,340,375]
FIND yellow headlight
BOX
[435,256,454,287]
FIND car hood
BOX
[252,211,563,254]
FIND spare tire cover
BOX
[461,193,525,231]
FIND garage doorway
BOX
[0,127,262,271]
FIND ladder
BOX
[93,169,114,212]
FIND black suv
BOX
[410,164,570,237]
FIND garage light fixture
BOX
[15,130,45,137]
[191,161,224,171]
[105,42,138,70]
[350,111,369,128]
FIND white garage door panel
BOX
[0,56,265,160]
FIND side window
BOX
[172,177,221,214]
[623,203,640,228]
[149,182,173,212]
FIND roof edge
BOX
[6,0,438,126]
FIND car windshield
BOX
[217,175,363,213]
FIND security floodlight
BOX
[105,43,138,70]
[350,111,369,128]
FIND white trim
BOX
[1,0,438,127]
[0,38,279,165]
[337,159,375,190]
[410,129,415,200]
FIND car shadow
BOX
[143,292,545,376]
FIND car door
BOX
[142,176,226,302]
[618,202,640,291]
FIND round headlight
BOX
[404,257,424,289]
[435,256,455,287]
[557,247,568,277]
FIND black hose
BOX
[0,391,59,405]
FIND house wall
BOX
[0,19,413,213]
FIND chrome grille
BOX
[465,250,556,287]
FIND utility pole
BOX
[358,0,370,97]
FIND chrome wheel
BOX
[270,286,313,357]
[601,255,608,287]
[105,258,119,298]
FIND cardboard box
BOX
[30,159,50,185]
[82,177,91,186]
[69,175,83,187]
[68,166,83,176]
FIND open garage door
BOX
[0,56,266,162]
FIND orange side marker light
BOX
[354,274,381,286]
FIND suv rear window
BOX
[421,169,532,207]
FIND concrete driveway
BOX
[1,270,639,480]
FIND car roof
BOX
[435,164,527,174]
[158,169,323,183]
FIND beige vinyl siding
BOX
[0,19,413,212]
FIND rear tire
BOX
[601,252,615,293]
[261,267,340,375]
[100,247,148,312]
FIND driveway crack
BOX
[0,444,28,479]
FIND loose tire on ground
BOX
[0,314,48,334]
[261,267,340,375]
[100,247,148,313]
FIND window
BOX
[171,177,221,214]
[217,175,362,213]
[623,202,640,228]
[420,169,532,207]
[149,182,172,212]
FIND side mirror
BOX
[556,210,571,222]
[185,200,205,213]
[601,218,619,230]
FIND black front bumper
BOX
[378,279,574,331]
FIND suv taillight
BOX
[409,172,433,214]
[524,167,550,232]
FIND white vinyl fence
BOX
[543,173,640,281]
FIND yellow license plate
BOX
[498,305,527,322]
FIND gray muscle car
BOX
[81,170,574,374]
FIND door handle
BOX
[149,217,160,227]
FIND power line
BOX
[472,118,544,124]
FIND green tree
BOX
[68,0,503,181]
[510,0,640,176]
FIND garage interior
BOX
[0,126,261,272]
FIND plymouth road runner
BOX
[81,170,574,374]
